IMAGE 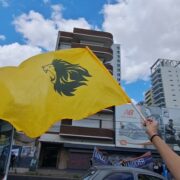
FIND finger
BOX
[147,119,153,122]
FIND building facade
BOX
[144,89,154,106]
[38,28,116,170]
[37,28,167,171]
[151,59,180,108]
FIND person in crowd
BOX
[120,160,126,166]
[144,119,180,179]
[157,160,163,175]
[153,160,163,175]
[165,119,176,143]
[10,152,16,170]
[90,159,93,167]
[153,161,160,174]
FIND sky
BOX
[0,0,180,103]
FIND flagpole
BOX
[3,127,14,180]
[131,102,146,124]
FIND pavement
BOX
[8,168,86,180]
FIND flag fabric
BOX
[92,147,110,165]
[122,151,153,168]
[0,47,131,137]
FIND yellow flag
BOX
[0,48,131,137]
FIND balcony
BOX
[104,63,113,74]
[151,74,162,82]
[152,85,163,94]
[56,31,74,49]
[60,125,114,140]
[98,106,114,114]
[152,77,162,86]
[71,43,113,62]
[59,31,74,39]
[73,28,113,47]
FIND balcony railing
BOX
[71,43,113,62]
[60,125,114,140]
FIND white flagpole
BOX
[3,127,14,180]
[131,102,146,124]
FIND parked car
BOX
[82,166,166,180]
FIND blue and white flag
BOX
[92,147,109,165]
[122,151,153,168]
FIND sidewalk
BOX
[9,167,86,179]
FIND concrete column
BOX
[58,147,68,169]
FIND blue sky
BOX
[0,0,180,103]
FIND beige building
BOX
[145,89,154,106]
[38,28,115,170]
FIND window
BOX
[138,174,163,180]
[104,172,134,180]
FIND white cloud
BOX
[13,4,92,51]
[0,35,5,40]
[0,4,92,68]
[0,0,9,7]
[102,0,180,83]
[0,43,42,67]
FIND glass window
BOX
[104,172,134,180]
[138,174,163,180]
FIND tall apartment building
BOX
[38,28,116,170]
[151,59,180,108]
[111,44,121,84]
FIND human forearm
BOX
[152,135,180,179]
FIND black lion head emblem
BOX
[42,59,91,96]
